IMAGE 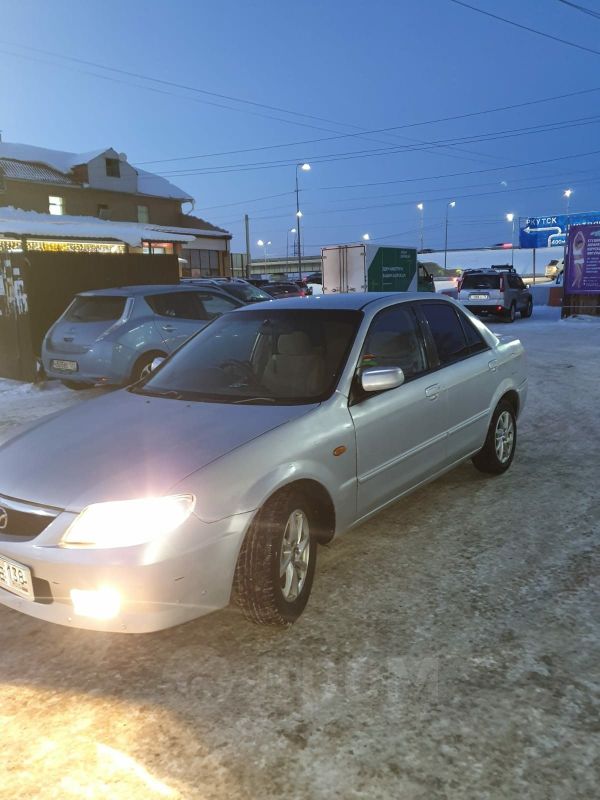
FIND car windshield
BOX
[132,308,362,404]
[462,274,500,290]
[65,295,127,322]
[222,283,271,303]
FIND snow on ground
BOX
[0,306,599,799]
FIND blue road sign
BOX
[520,211,600,248]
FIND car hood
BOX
[0,390,317,510]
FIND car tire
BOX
[521,298,533,318]
[472,400,517,475]
[233,487,317,626]
[130,351,165,384]
[60,380,93,390]
[507,302,516,323]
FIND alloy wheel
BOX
[280,509,311,602]
[494,411,515,463]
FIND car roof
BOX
[76,284,227,298]
[236,291,452,312]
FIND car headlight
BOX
[61,494,195,548]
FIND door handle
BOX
[161,325,176,332]
[425,384,440,400]
[488,359,498,372]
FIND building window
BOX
[137,205,149,223]
[105,157,121,178]
[97,204,110,219]
[49,196,64,215]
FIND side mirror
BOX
[360,366,405,393]
[150,356,165,372]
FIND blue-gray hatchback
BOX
[42,284,243,388]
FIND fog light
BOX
[70,587,121,619]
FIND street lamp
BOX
[506,213,515,268]
[444,201,456,271]
[362,233,370,241]
[417,203,424,252]
[257,239,271,270]
[564,188,573,215]
[295,162,311,280]
[286,227,297,266]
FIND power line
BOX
[557,0,600,21]
[135,84,600,166]
[158,114,600,176]
[448,0,600,57]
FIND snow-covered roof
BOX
[0,207,197,247]
[0,142,193,201]
[0,158,76,186]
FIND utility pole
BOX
[244,214,252,279]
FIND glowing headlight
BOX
[61,494,195,548]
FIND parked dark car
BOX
[182,277,272,304]
[262,282,307,299]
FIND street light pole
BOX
[295,162,310,280]
[257,239,271,272]
[287,227,296,268]
[564,188,572,216]
[444,201,455,271]
[506,213,515,268]
[417,203,424,252]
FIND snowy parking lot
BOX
[0,307,598,799]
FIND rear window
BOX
[461,274,500,290]
[65,295,126,322]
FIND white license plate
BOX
[0,555,33,599]
[469,294,489,300]
[51,359,78,372]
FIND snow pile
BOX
[0,206,196,247]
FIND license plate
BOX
[51,359,78,372]
[469,294,488,300]
[0,555,33,599]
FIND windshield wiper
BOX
[233,396,276,404]
[133,387,184,400]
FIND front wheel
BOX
[472,400,517,475]
[234,488,317,626]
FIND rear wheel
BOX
[472,400,517,475]
[130,351,165,383]
[234,488,317,626]
[507,302,516,323]
[521,298,533,318]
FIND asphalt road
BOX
[0,309,598,799]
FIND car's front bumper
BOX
[0,510,253,633]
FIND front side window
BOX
[420,303,471,365]
[146,292,208,320]
[221,283,271,303]
[132,309,362,404]
[48,195,64,215]
[199,292,239,316]
[105,157,120,177]
[360,305,427,380]
[137,205,149,223]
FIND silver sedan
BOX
[0,293,527,632]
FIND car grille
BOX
[0,494,60,540]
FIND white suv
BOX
[457,267,533,322]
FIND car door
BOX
[417,302,496,463]
[148,291,238,352]
[349,303,448,518]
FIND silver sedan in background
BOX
[0,293,527,632]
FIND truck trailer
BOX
[321,244,432,294]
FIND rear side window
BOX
[456,311,489,354]
[420,303,472,365]
[65,296,126,322]
[461,274,500,290]
[361,305,427,379]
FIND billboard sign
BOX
[519,211,600,249]
[564,223,600,295]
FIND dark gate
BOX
[0,252,179,382]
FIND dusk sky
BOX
[2,0,600,257]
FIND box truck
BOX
[321,244,432,294]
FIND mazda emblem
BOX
[0,507,7,530]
